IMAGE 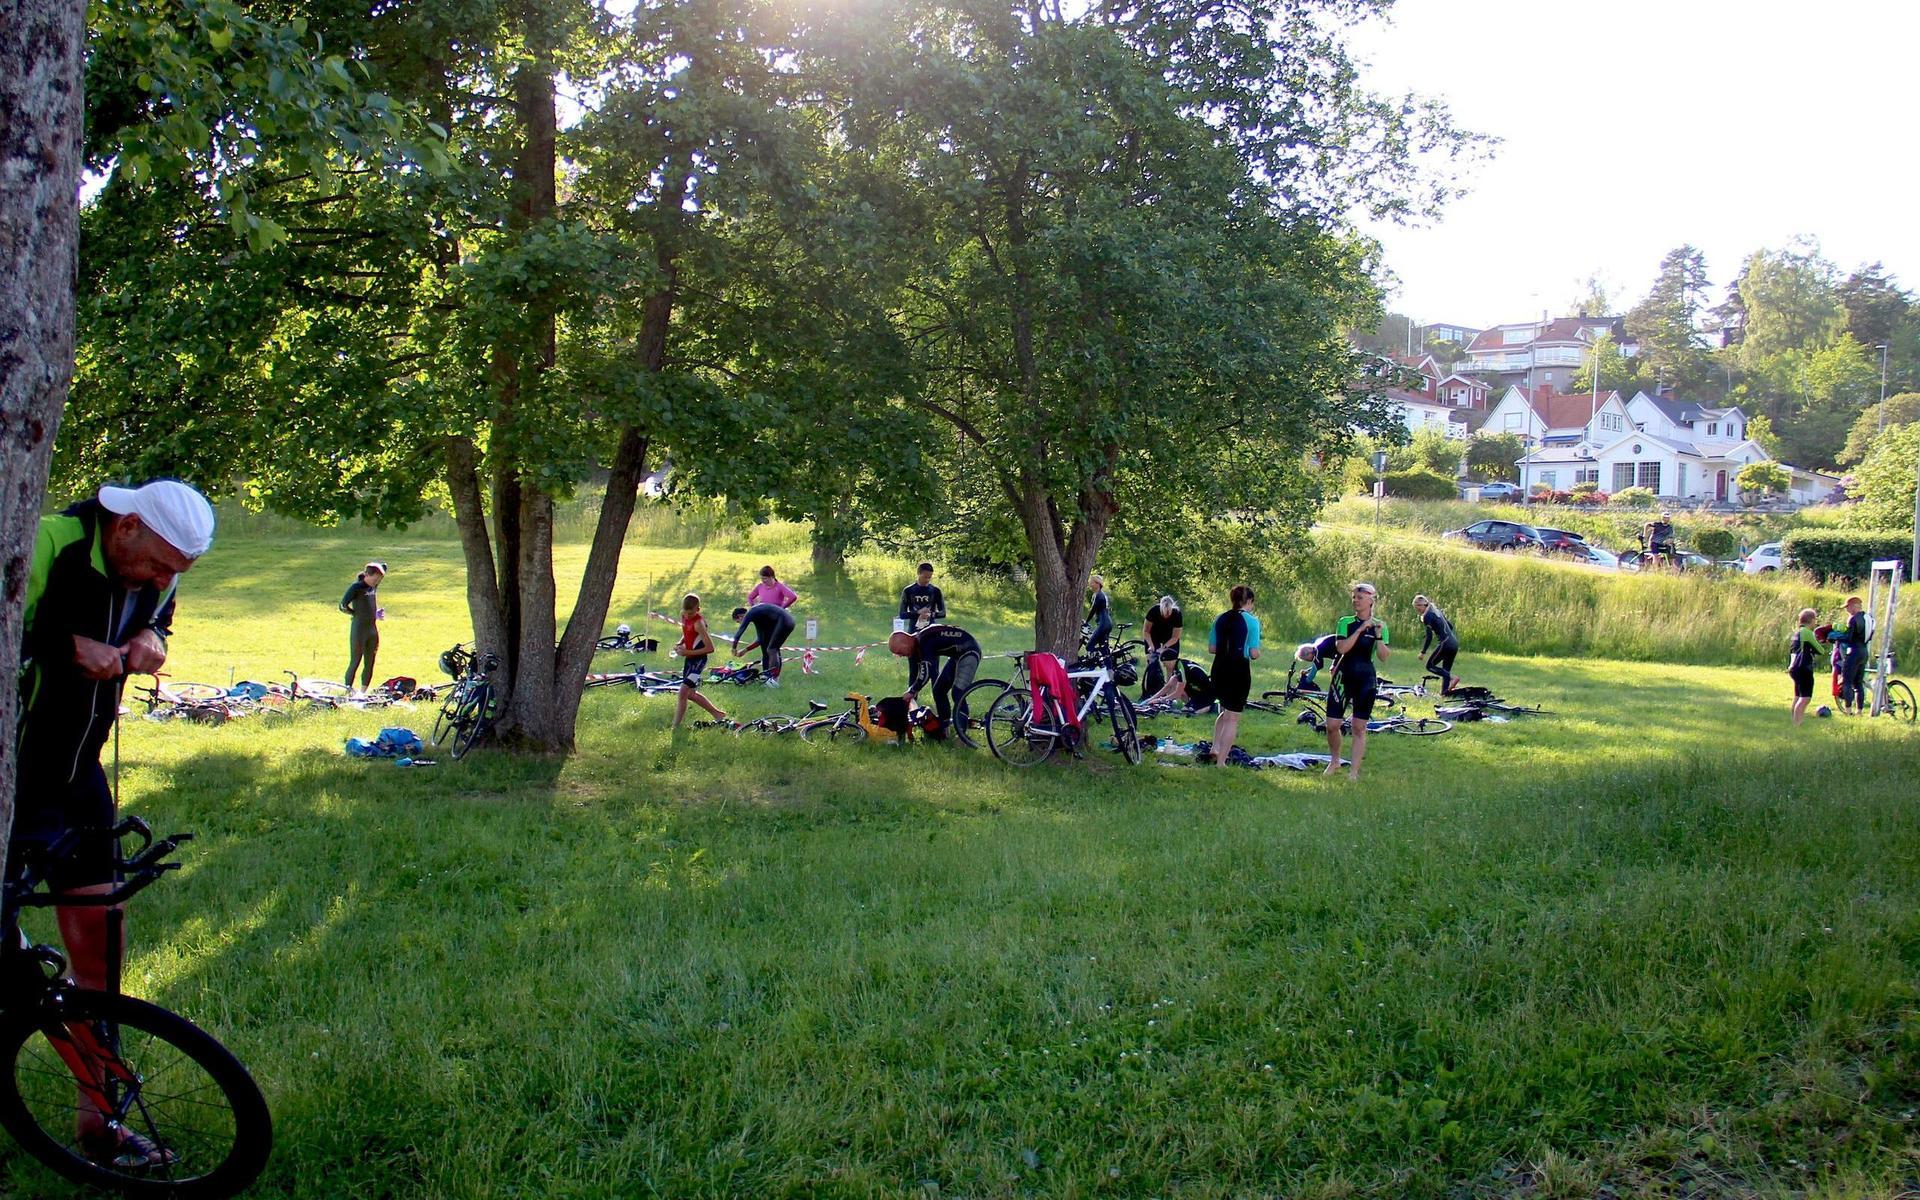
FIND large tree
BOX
[63,0,908,750]
[815,0,1478,652]
[1625,245,1714,396]
[0,0,86,881]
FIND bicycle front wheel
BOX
[1106,690,1143,765]
[431,692,461,747]
[1386,718,1453,736]
[985,689,1056,767]
[1885,680,1916,723]
[953,678,1008,749]
[0,988,272,1198]
[449,683,495,760]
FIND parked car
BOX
[1442,519,1540,552]
[1531,526,1589,557]
[1742,542,1784,574]
[1619,549,1714,572]
[1469,481,1524,502]
[1582,545,1622,569]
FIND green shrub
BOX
[1693,529,1736,559]
[1611,487,1657,509]
[1380,468,1459,500]
[1736,461,1790,497]
[1781,530,1915,583]
[1570,481,1599,497]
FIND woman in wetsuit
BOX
[1412,594,1462,695]
[1325,582,1389,781]
[340,561,386,692]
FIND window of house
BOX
[1707,423,1718,436]
[1577,468,1600,486]
[1637,462,1662,492]
[1504,413,1521,431]
[1634,422,1644,431]
[1728,423,1739,439]
[1541,470,1558,488]
[1612,463,1635,492]
[1677,463,1687,495]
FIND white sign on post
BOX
[805,618,819,642]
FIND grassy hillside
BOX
[12,517,1917,1198]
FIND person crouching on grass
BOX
[671,594,729,730]
[1789,607,1821,725]
[1325,582,1389,781]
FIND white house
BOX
[1483,385,1628,446]
[1518,388,1828,503]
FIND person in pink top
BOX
[745,565,798,610]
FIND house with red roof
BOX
[1461,316,1628,393]
[1383,353,1493,439]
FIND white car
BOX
[1583,545,1622,569]
[1743,542,1784,574]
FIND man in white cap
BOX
[13,479,212,1166]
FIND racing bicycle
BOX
[0,818,271,1196]
[433,646,504,759]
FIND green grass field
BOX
[8,515,1920,1198]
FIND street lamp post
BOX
[1878,342,1891,432]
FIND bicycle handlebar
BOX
[8,817,192,909]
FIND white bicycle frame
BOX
[1866,559,1904,717]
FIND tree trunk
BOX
[811,534,845,573]
[443,436,510,658]
[0,0,85,879]
[508,488,560,746]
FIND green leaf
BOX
[207,25,233,52]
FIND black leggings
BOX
[1426,640,1459,693]
[932,652,980,725]
[1842,648,1868,709]
[761,617,794,677]
[347,629,379,690]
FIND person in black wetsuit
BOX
[1141,595,1183,698]
[339,561,386,692]
[888,624,981,731]
[1412,594,1462,695]
[1293,634,1338,692]
[1083,574,1113,654]
[1834,595,1870,714]
[730,603,797,687]
[1207,585,1261,765]
[1325,582,1389,781]
[899,562,946,632]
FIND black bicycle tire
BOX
[431,692,461,747]
[1107,690,1142,764]
[449,684,493,760]
[0,988,272,1198]
[1386,718,1453,736]
[797,715,858,746]
[1886,680,1917,723]
[953,678,1009,749]
[985,688,1055,767]
[296,680,352,701]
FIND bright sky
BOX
[1351,0,1920,331]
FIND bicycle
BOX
[1867,653,1916,723]
[0,817,271,1196]
[1295,709,1452,736]
[786,694,908,748]
[433,648,504,759]
[984,644,1143,767]
[1246,664,1403,720]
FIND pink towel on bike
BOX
[1027,652,1082,731]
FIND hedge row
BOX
[1781,530,1914,583]
[1380,468,1458,500]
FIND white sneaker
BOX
[763,676,780,688]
